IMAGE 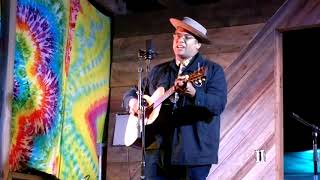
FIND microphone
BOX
[291,112,320,132]
[138,39,158,60]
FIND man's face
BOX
[173,27,201,61]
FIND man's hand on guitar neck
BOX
[174,75,196,97]
[128,98,138,115]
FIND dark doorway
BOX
[283,27,320,177]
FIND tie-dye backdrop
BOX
[9,0,111,179]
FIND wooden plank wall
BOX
[107,23,264,179]
[208,0,320,179]
[111,0,285,38]
[107,0,320,179]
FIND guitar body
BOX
[124,114,140,146]
[124,87,164,146]
[144,87,164,125]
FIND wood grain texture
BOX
[208,0,320,179]
[106,162,140,180]
[112,0,285,38]
[112,24,264,62]
[275,30,284,180]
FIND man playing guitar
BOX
[123,17,227,180]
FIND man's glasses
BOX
[173,33,196,41]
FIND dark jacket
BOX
[123,53,227,165]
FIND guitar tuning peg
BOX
[194,80,203,87]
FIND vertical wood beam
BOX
[0,0,16,179]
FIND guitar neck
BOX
[152,86,175,109]
[148,67,205,110]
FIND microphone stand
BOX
[291,112,320,180]
[137,48,155,180]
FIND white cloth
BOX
[174,63,186,104]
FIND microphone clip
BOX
[138,49,157,60]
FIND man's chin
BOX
[176,52,187,57]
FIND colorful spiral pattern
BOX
[9,0,110,179]
[10,0,67,174]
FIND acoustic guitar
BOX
[124,67,206,146]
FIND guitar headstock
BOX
[187,67,206,86]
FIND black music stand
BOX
[291,112,320,180]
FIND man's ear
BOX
[197,42,202,50]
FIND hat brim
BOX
[170,18,211,44]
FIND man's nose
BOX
[176,36,186,42]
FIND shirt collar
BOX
[176,58,191,67]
